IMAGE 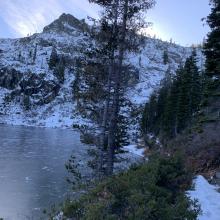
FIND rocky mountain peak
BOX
[0,12,201,128]
[43,13,89,34]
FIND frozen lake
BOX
[0,124,86,220]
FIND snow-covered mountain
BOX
[0,13,202,128]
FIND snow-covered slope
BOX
[188,176,220,220]
[127,38,198,105]
[0,13,202,128]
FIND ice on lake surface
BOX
[0,124,86,220]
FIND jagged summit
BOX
[43,13,89,34]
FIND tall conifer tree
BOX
[204,0,220,79]
[88,0,155,175]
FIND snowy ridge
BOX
[0,13,203,129]
[127,38,202,105]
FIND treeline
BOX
[142,0,220,142]
[142,50,206,139]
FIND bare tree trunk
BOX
[98,61,113,178]
[107,0,129,176]
[98,0,119,178]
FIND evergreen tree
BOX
[49,46,59,69]
[177,64,192,131]
[202,0,220,119]
[203,0,220,79]
[115,110,130,151]
[163,68,181,137]
[156,67,172,134]
[48,47,66,83]
[189,50,202,114]
[142,51,202,140]
[86,0,155,176]
[55,56,65,83]
[23,94,31,110]
[18,51,21,61]
[142,92,158,134]
[156,87,167,133]
[163,50,169,65]
[141,103,149,134]
[29,50,32,58]
[176,51,201,132]
[72,58,82,108]
[33,44,37,63]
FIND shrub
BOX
[62,154,200,220]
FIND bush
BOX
[62,154,200,220]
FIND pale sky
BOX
[0,0,211,46]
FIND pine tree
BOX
[176,51,201,132]
[163,50,169,65]
[163,67,181,137]
[156,87,167,133]
[71,30,115,177]
[87,0,155,176]
[142,92,158,134]
[141,103,149,134]
[72,58,82,108]
[189,50,202,115]
[18,51,22,61]
[203,0,220,79]
[202,0,220,119]
[49,46,58,69]
[55,56,65,83]
[177,65,191,131]
[32,44,37,63]
[156,67,172,134]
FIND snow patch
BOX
[188,175,220,220]
[124,145,145,157]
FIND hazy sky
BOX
[0,0,211,46]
